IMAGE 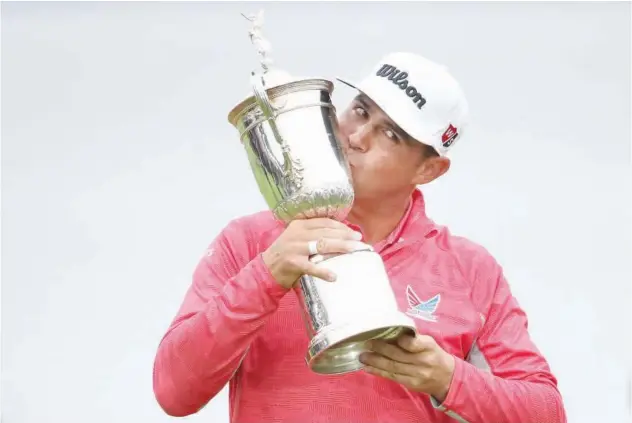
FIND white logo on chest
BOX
[405,285,440,322]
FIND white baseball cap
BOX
[337,52,469,156]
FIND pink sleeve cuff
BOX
[431,356,466,414]
[249,253,291,302]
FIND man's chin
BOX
[347,168,371,198]
[349,178,360,192]
[350,183,370,202]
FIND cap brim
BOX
[335,77,361,91]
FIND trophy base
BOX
[305,312,417,375]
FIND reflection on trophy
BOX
[227,11,417,375]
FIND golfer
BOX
[153,52,567,423]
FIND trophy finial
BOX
[242,10,274,73]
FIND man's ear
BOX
[412,156,451,185]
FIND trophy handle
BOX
[251,72,303,187]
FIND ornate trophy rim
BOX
[227,77,335,127]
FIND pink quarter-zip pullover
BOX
[153,189,566,423]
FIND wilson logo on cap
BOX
[376,64,427,110]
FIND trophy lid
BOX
[240,10,300,88]
[227,10,334,125]
[257,67,298,90]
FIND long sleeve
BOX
[431,257,567,423]
[152,219,289,417]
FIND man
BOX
[153,52,567,423]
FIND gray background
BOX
[2,2,630,423]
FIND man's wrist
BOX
[431,353,456,403]
[431,387,449,403]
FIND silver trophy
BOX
[227,11,416,375]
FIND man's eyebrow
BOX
[355,95,371,110]
[355,95,409,139]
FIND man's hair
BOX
[422,144,440,159]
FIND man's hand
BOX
[262,218,366,289]
[359,334,456,402]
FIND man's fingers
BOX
[318,228,364,241]
[309,239,370,256]
[300,218,352,231]
[293,239,368,282]
[302,261,337,282]
[303,228,362,242]
[397,334,435,353]
[366,340,417,364]
[359,352,418,376]
[296,219,363,241]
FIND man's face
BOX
[337,94,449,202]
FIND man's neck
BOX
[346,189,415,245]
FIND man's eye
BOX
[353,107,367,118]
[385,129,398,141]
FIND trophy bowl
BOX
[228,74,354,222]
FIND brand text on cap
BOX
[376,64,427,109]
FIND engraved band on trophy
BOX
[227,11,417,375]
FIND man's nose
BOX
[348,123,372,152]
